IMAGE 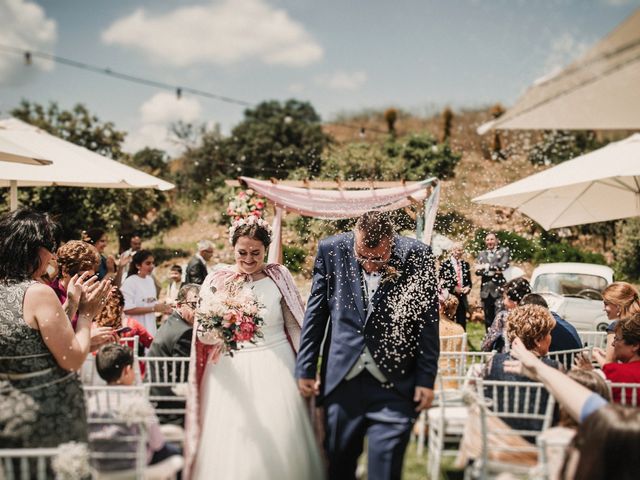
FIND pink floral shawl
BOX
[183,264,304,478]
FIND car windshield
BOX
[533,273,608,296]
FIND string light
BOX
[0,43,393,136]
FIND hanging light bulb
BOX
[176,87,182,100]
[24,51,32,65]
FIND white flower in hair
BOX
[228,216,272,244]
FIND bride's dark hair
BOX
[231,223,271,248]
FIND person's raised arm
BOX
[295,244,330,397]
[504,337,601,422]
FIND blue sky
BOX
[0,0,638,155]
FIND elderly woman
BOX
[483,304,559,432]
[579,312,640,404]
[0,208,110,449]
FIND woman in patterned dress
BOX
[0,208,110,448]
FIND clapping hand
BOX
[78,277,112,319]
[573,352,594,371]
[66,272,95,308]
[90,326,119,351]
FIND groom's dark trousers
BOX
[324,371,417,480]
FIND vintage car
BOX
[530,262,614,332]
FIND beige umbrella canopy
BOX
[0,118,174,210]
[0,136,52,165]
[473,134,640,230]
[479,8,640,132]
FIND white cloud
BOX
[315,70,367,91]
[0,0,57,86]
[102,0,323,67]
[123,92,203,155]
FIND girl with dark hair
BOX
[186,216,324,479]
[120,250,171,336]
[0,208,110,449]
[481,277,532,351]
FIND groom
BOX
[296,211,439,480]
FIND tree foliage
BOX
[528,130,607,166]
[9,101,177,244]
[613,218,640,281]
[224,99,330,179]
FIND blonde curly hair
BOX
[506,304,556,351]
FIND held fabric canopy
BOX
[479,8,640,132]
[473,134,640,229]
[238,176,438,263]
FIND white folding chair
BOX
[608,381,640,407]
[0,447,63,480]
[466,379,556,479]
[140,356,190,432]
[440,333,468,353]
[119,336,142,384]
[84,385,149,479]
[547,347,591,371]
[577,331,607,349]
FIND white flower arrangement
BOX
[52,442,92,480]
[113,394,157,429]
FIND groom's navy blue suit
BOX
[296,232,439,480]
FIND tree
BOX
[224,99,330,179]
[9,101,177,242]
[385,133,461,180]
[528,130,606,166]
[614,218,640,281]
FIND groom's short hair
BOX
[355,211,394,248]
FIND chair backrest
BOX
[438,351,495,379]
[608,381,640,407]
[0,448,59,480]
[140,356,190,417]
[472,379,556,477]
[577,331,607,349]
[547,347,591,371]
[440,333,468,353]
[476,379,556,436]
[84,385,149,477]
[119,336,142,384]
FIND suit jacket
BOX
[185,255,208,285]
[439,258,472,294]
[295,232,440,401]
[475,247,510,299]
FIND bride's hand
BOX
[298,378,319,398]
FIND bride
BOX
[184,217,324,479]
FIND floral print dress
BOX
[0,280,87,447]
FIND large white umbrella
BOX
[0,118,174,210]
[473,134,640,229]
[479,8,640,132]
[0,136,52,165]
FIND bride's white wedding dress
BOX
[192,276,324,479]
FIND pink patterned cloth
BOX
[241,176,434,219]
[183,263,305,479]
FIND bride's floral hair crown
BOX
[229,216,272,246]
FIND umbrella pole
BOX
[10,180,18,211]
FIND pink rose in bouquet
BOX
[196,278,265,356]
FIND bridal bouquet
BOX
[196,279,266,356]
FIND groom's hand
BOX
[298,378,319,398]
[414,387,434,412]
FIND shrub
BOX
[613,218,640,281]
[283,244,307,273]
[533,243,606,265]
[469,229,537,262]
